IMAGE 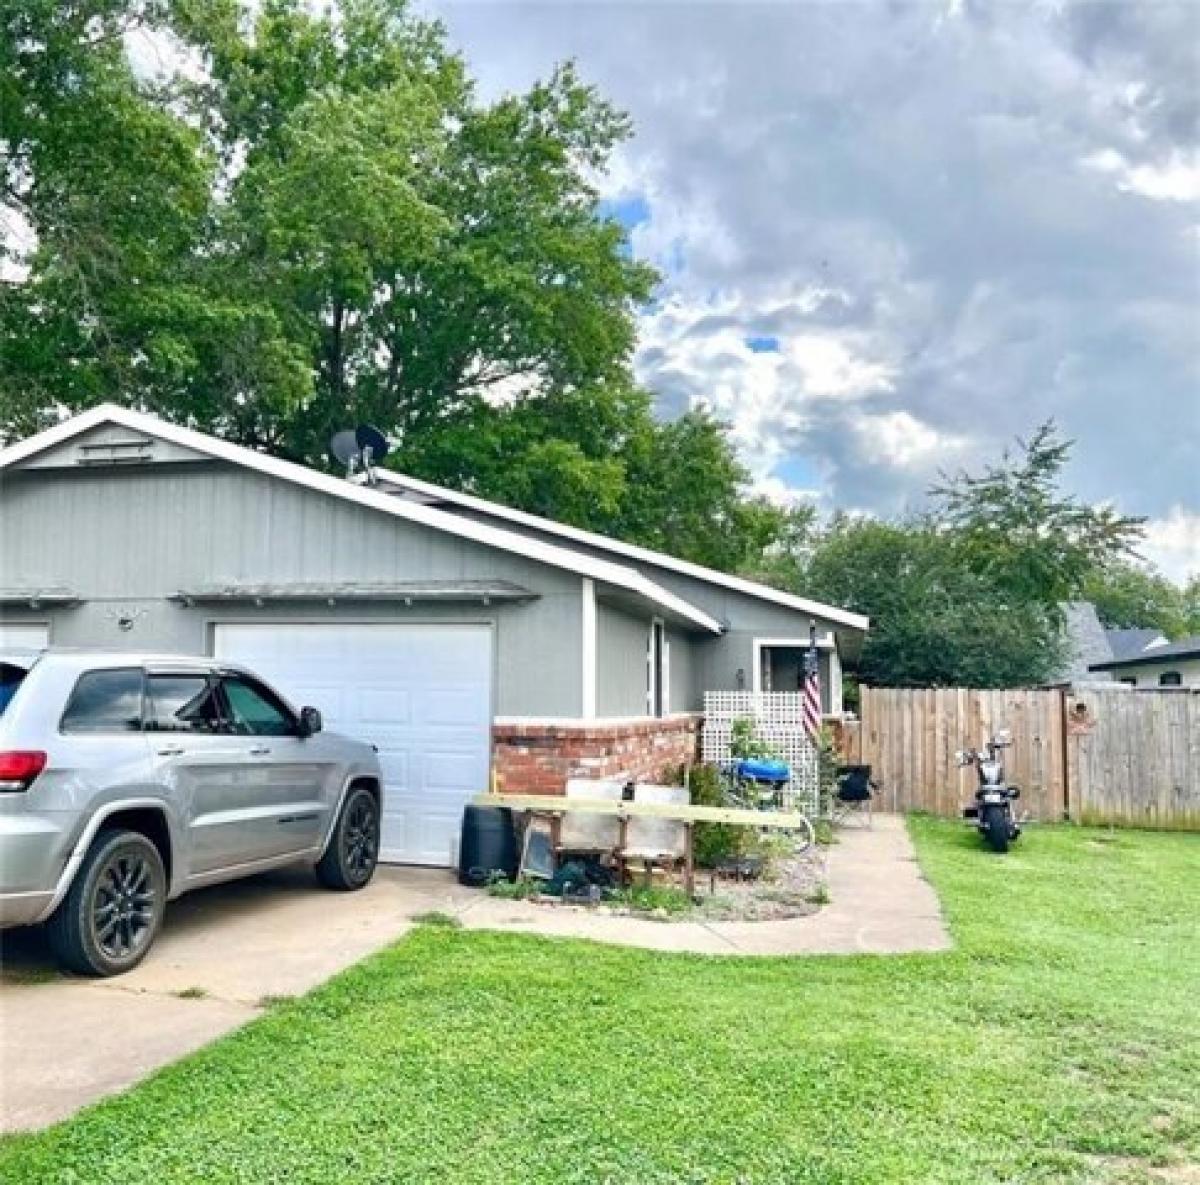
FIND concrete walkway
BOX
[1,814,946,1132]
[452,811,950,956]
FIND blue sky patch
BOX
[746,335,780,353]
[598,194,651,231]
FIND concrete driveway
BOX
[0,865,476,1133]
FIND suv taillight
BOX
[0,750,47,792]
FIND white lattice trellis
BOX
[702,691,820,813]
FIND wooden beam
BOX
[472,793,812,829]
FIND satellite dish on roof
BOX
[330,430,360,469]
[355,423,390,465]
[328,423,391,485]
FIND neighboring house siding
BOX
[1106,657,1200,688]
[0,463,585,716]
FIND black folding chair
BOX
[832,764,877,827]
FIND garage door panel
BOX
[213,623,491,866]
[358,688,410,725]
[422,688,489,727]
[422,751,484,793]
[0,624,49,649]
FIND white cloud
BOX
[851,411,967,472]
[785,336,895,400]
[752,475,824,510]
[1083,147,1200,202]
[1141,506,1200,583]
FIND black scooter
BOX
[958,731,1022,853]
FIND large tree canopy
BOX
[0,0,785,572]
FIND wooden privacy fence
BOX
[841,686,1199,830]
[1066,687,1200,830]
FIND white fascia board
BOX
[0,406,723,635]
[367,468,869,632]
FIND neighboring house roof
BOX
[362,467,871,631]
[1052,602,1115,683]
[1104,627,1168,661]
[0,405,724,635]
[1090,635,1200,671]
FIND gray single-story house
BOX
[0,405,867,865]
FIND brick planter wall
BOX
[492,714,703,796]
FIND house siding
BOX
[596,601,649,716]
[434,503,853,703]
[0,462,585,716]
[594,602,704,716]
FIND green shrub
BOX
[730,716,776,759]
[485,875,542,901]
[611,884,693,915]
[687,763,745,868]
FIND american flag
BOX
[802,625,822,741]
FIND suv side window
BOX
[220,675,298,737]
[60,669,145,733]
[146,674,225,733]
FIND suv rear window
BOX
[60,669,145,733]
[0,663,28,717]
[145,674,224,733]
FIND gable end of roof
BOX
[0,406,723,634]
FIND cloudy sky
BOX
[427,0,1200,580]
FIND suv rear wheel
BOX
[46,828,167,977]
[316,785,380,891]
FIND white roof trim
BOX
[0,406,723,635]
[365,469,869,631]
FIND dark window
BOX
[1159,671,1183,687]
[1119,677,1137,687]
[146,674,224,733]
[648,620,666,718]
[0,663,30,717]
[220,675,297,737]
[61,669,144,733]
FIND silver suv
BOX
[0,651,383,976]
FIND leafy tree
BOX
[803,517,1063,688]
[170,0,657,465]
[0,0,236,436]
[616,407,798,573]
[1081,561,1190,637]
[929,421,1144,609]
[1183,575,1200,636]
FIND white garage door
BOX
[0,624,49,649]
[214,623,493,866]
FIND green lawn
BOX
[3,820,1198,1184]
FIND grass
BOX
[409,910,462,929]
[2,820,1197,1184]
